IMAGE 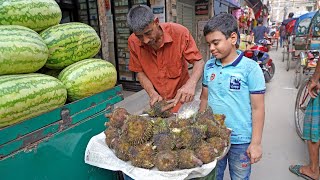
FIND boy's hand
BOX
[246,143,262,164]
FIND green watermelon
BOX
[0,25,49,75]
[0,0,62,32]
[40,22,101,69]
[0,73,67,128]
[58,59,117,101]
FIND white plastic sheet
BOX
[84,132,220,180]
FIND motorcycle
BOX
[243,39,275,83]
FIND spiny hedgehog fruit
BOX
[216,126,231,140]
[195,141,218,164]
[154,150,178,171]
[144,100,172,118]
[207,137,228,153]
[179,126,204,149]
[128,142,155,169]
[105,108,130,128]
[178,149,203,169]
[114,136,131,161]
[169,118,193,129]
[122,115,153,146]
[104,127,120,149]
[152,133,175,151]
[213,114,226,125]
[153,117,170,135]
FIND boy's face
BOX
[205,31,237,60]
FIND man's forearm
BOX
[137,72,157,96]
[188,59,204,85]
[311,60,320,82]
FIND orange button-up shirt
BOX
[128,23,202,100]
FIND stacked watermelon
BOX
[0,0,117,128]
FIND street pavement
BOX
[120,46,311,180]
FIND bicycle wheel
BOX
[286,52,291,71]
[294,79,309,140]
[294,62,303,89]
[282,45,287,62]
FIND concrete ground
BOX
[117,46,311,180]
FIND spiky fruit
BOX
[114,136,131,161]
[207,137,228,153]
[154,150,178,171]
[178,149,203,169]
[104,127,120,149]
[153,118,170,135]
[216,126,231,140]
[153,133,175,151]
[179,126,203,149]
[105,108,129,128]
[128,142,155,169]
[195,141,218,164]
[213,114,226,125]
[169,118,193,129]
[145,100,172,118]
[122,115,153,146]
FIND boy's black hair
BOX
[203,13,238,39]
[257,18,263,24]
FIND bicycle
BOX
[294,78,310,140]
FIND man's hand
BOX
[308,79,320,98]
[149,91,163,107]
[172,82,196,105]
[246,143,262,164]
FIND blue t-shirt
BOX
[202,50,266,144]
[252,26,268,43]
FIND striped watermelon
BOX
[58,59,117,101]
[0,25,49,75]
[0,73,67,128]
[0,0,62,32]
[40,22,101,69]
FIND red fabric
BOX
[255,7,262,19]
[128,23,202,100]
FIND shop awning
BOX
[245,0,263,13]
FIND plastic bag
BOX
[176,100,200,119]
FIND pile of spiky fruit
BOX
[104,102,230,171]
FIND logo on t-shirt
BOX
[230,76,241,90]
[210,73,216,81]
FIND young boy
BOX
[199,13,266,179]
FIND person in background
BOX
[280,12,294,47]
[200,13,266,180]
[251,18,268,44]
[289,58,320,180]
[126,5,204,113]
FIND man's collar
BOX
[214,50,244,67]
[137,23,173,47]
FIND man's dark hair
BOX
[257,18,263,25]
[203,13,238,39]
[288,12,294,18]
[127,5,154,32]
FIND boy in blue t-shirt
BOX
[199,13,266,180]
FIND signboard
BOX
[151,0,166,23]
[195,0,209,15]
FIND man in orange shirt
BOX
[127,5,204,112]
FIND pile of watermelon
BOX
[0,0,117,128]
